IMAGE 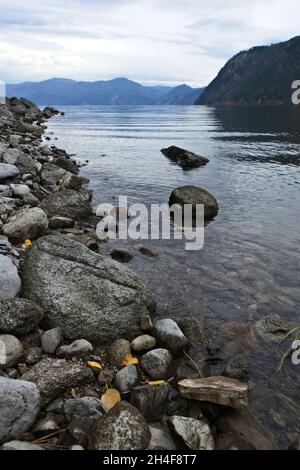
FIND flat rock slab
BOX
[21,234,155,344]
[178,376,248,410]
[21,358,94,405]
[161,146,209,170]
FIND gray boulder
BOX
[154,319,188,351]
[0,298,43,335]
[21,358,94,405]
[0,163,19,182]
[3,207,48,242]
[169,185,219,221]
[161,146,209,170]
[89,401,151,450]
[0,255,21,299]
[140,349,173,380]
[0,334,25,368]
[39,189,92,220]
[21,234,155,344]
[0,377,41,444]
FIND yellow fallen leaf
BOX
[122,352,139,366]
[101,388,121,410]
[24,239,32,246]
[146,380,166,385]
[87,361,103,370]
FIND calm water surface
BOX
[48,105,300,447]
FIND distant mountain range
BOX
[6,77,205,106]
[196,36,300,105]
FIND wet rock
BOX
[56,339,93,359]
[169,185,219,221]
[140,349,173,380]
[131,335,156,352]
[216,410,277,450]
[255,314,289,343]
[115,365,138,393]
[178,377,248,410]
[138,246,159,257]
[0,334,25,368]
[89,401,151,450]
[1,440,44,450]
[154,319,188,351]
[130,383,170,421]
[41,327,63,354]
[148,422,177,450]
[39,189,92,220]
[216,432,254,450]
[111,249,134,263]
[54,157,79,175]
[21,234,155,344]
[25,347,43,366]
[0,163,19,182]
[0,299,43,335]
[21,358,94,405]
[161,146,209,170]
[169,415,215,450]
[0,254,21,299]
[64,397,105,421]
[3,207,48,242]
[0,377,40,444]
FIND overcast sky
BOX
[0,0,299,87]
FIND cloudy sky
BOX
[0,0,299,86]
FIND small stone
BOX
[131,335,156,352]
[130,383,170,421]
[154,319,188,351]
[140,313,154,332]
[109,339,131,368]
[25,347,43,366]
[0,163,19,182]
[148,422,177,450]
[68,417,94,448]
[41,327,63,354]
[115,365,138,393]
[56,339,93,359]
[32,414,60,436]
[1,440,44,450]
[169,415,215,450]
[6,368,18,379]
[64,397,105,421]
[140,349,173,380]
[0,298,43,335]
[0,254,21,299]
[10,184,30,197]
[18,363,28,375]
[98,369,115,386]
[0,377,41,444]
[0,334,25,368]
[138,246,159,257]
[89,401,151,450]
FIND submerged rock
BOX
[169,185,219,221]
[161,146,209,170]
[21,234,155,344]
[89,401,151,450]
[0,377,41,444]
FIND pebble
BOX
[140,348,173,380]
[41,327,64,354]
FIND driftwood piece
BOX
[178,376,248,410]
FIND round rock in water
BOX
[169,185,219,221]
[0,377,41,444]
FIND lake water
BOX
[48,105,300,447]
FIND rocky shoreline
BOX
[0,98,289,451]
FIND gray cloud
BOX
[0,0,299,85]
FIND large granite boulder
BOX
[21,234,156,344]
